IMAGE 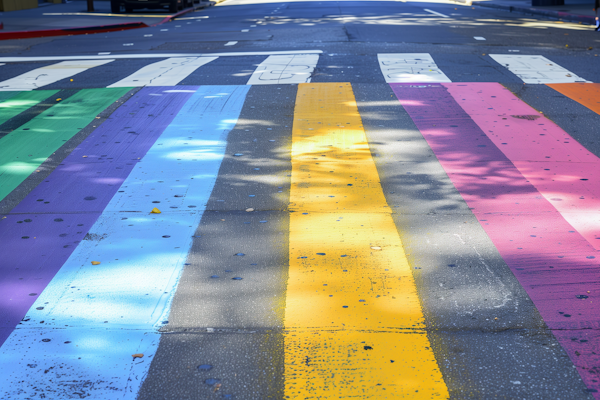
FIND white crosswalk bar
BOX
[107,57,218,88]
[246,54,319,85]
[378,53,452,83]
[0,60,114,91]
[489,54,589,84]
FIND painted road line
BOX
[0,60,114,91]
[0,51,323,63]
[247,54,318,85]
[224,41,238,46]
[547,82,600,115]
[0,87,196,348]
[286,82,449,398]
[0,88,129,202]
[444,82,600,250]
[378,53,451,83]
[0,91,57,126]
[424,8,449,17]
[107,57,217,87]
[392,82,600,396]
[0,86,250,399]
[489,55,589,84]
[474,36,486,40]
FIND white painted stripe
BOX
[107,57,217,87]
[241,29,250,32]
[377,53,452,83]
[225,41,238,46]
[0,86,250,398]
[0,51,323,63]
[424,8,449,18]
[176,15,209,19]
[490,54,590,84]
[474,36,486,40]
[0,59,113,91]
[247,54,319,85]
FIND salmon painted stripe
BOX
[285,82,449,398]
[391,82,600,398]
[548,82,600,115]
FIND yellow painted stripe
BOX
[285,82,449,398]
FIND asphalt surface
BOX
[0,0,600,399]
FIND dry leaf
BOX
[91,261,101,265]
[150,208,161,214]
[132,353,144,359]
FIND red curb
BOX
[0,3,211,41]
[0,21,148,41]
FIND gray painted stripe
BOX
[138,85,296,400]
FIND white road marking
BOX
[225,41,238,46]
[98,52,111,55]
[0,59,113,91]
[107,57,217,87]
[0,51,323,62]
[241,29,250,32]
[161,29,168,31]
[247,54,319,85]
[176,15,209,20]
[378,53,451,83]
[474,36,486,40]
[123,43,134,46]
[144,34,153,37]
[424,9,449,18]
[251,25,257,27]
[489,54,590,83]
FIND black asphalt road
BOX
[1,0,599,398]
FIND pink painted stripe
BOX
[391,82,600,398]
[443,82,600,250]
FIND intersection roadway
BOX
[0,0,599,398]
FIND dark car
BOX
[111,0,193,13]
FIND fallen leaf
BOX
[56,98,62,101]
[245,208,254,212]
[150,207,161,214]
[91,261,101,265]
[370,246,382,251]
[213,383,221,393]
[132,353,144,359]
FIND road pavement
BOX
[0,0,599,399]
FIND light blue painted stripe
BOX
[0,85,250,399]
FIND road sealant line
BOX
[0,85,250,399]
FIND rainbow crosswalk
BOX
[0,79,599,398]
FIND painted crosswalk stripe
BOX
[0,87,197,348]
[285,82,449,398]
[246,54,318,85]
[489,54,589,84]
[547,82,600,114]
[0,60,113,91]
[378,53,451,83]
[107,57,218,87]
[0,90,57,126]
[424,8,449,17]
[392,82,600,396]
[0,88,129,202]
[0,85,250,399]
[445,82,600,250]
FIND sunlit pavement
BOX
[0,0,599,398]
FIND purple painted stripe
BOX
[0,87,196,347]
[391,83,600,397]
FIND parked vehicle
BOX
[110,0,193,13]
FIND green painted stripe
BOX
[0,91,58,126]
[0,88,130,202]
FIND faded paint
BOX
[285,82,449,398]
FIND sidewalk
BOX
[0,0,214,39]
[469,0,597,25]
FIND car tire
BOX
[110,0,121,13]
